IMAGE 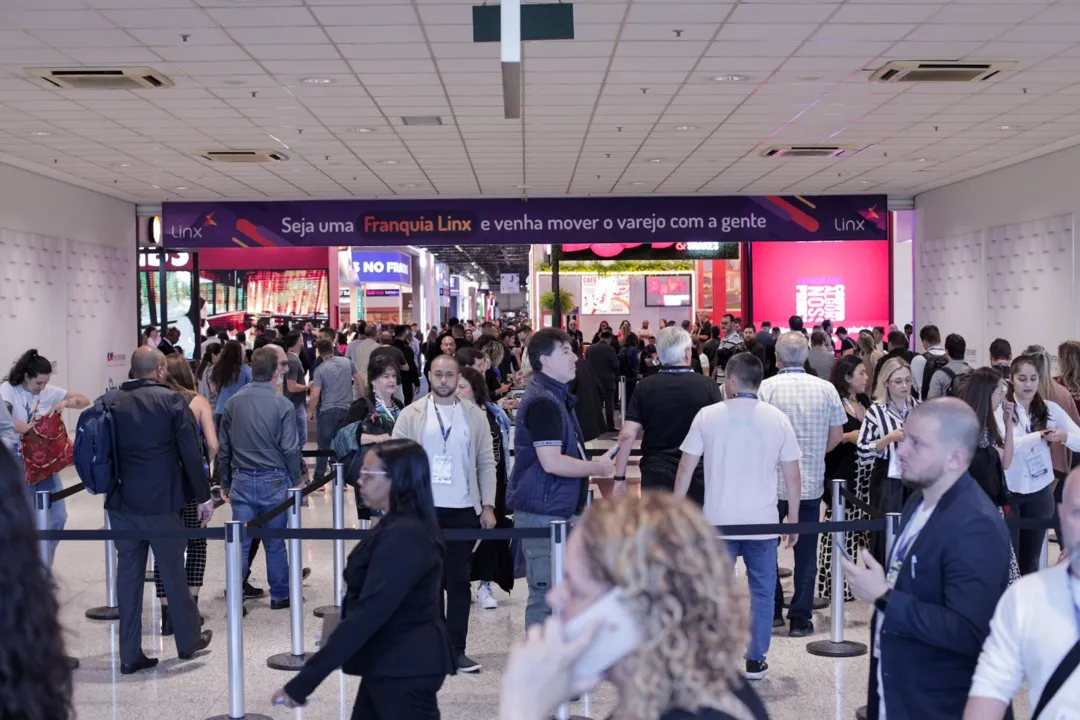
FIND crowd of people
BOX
[2,311,1080,719]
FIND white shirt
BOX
[421,399,473,509]
[876,501,936,720]
[969,562,1080,718]
[993,400,1080,494]
[759,369,846,500]
[0,381,67,453]
[910,346,945,397]
[680,397,800,540]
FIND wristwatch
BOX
[613,475,626,483]
[874,589,892,613]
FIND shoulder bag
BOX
[1033,639,1080,718]
[21,399,75,485]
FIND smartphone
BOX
[563,589,642,682]
[606,444,620,458]
[836,544,854,564]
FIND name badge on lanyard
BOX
[432,401,455,485]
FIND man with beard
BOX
[964,467,1080,718]
[840,398,1011,720]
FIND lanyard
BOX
[660,367,695,374]
[374,396,398,422]
[779,368,805,374]
[732,392,758,400]
[432,399,455,452]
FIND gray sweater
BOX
[927,360,972,399]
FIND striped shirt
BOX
[856,397,919,471]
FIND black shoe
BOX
[772,614,784,628]
[270,598,291,610]
[456,654,482,673]
[745,659,768,680]
[178,630,213,660]
[789,620,815,638]
[243,582,264,600]
[121,654,158,675]
[161,612,173,636]
[302,567,311,581]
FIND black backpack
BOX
[920,353,950,400]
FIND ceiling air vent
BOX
[401,116,443,126]
[760,145,857,159]
[26,67,173,90]
[194,150,289,163]
[870,60,1015,83]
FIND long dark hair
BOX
[210,340,244,389]
[960,367,1005,447]
[829,355,865,400]
[1007,354,1050,431]
[5,349,53,387]
[196,343,223,381]
[0,445,73,718]
[370,440,444,553]
[459,366,490,405]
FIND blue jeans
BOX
[725,539,777,663]
[775,496,822,624]
[293,404,308,471]
[515,511,578,630]
[24,473,67,569]
[229,469,291,602]
[315,407,347,480]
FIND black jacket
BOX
[392,338,420,387]
[569,357,607,442]
[867,474,1011,720]
[284,515,454,703]
[586,340,619,389]
[109,379,210,515]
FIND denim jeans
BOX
[774,496,822,624]
[24,473,67,569]
[516,511,577,630]
[315,407,348,480]
[229,468,291,602]
[725,539,777,663]
[293,404,308,473]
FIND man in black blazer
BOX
[109,346,214,673]
[841,398,1011,720]
[586,330,619,432]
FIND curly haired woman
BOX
[499,493,769,720]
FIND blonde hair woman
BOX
[856,331,883,385]
[856,357,918,562]
[499,494,769,720]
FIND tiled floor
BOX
[48,451,1038,720]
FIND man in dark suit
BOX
[840,398,1011,720]
[109,346,214,674]
[569,355,607,443]
[392,324,420,404]
[586,330,619,432]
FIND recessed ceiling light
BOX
[222,79,247,86]
[401,183,417,188]
[28,131,51,137]
[517,184,531,189]
[151,184,160,189]
[116,163,131,168]
[997,124,1016,130]
[631,182,646,186]
[860,180,871,184]
[648,158,664,163]
[674,125,697,131]
[916,158,927,162]
[301,77,333,85]
[348,127,375,133]
[378,160,398,165]
[712,74,748,82]
[175,186,187,190]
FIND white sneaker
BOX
[477,583,498,609]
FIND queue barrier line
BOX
[838,486,884,519]
[49,481,87,502]
[247,473,335,528]
[301,449,337,458]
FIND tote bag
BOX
[21,401,74,484]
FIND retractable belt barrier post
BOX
[884,512,902,564]
[267,488,313,671]
[616,376,626,430]
[550,520,591,720]
[314,463,345,619]
[85,509,120,621]
[208,521,271,720]
[35,489,51,567]
[807,479,867,658]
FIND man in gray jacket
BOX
[393,353,496,673]
[927,333,972,399]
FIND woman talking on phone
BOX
[271,439,455,718]
[499,494,768,720]
[994,354,1080,575]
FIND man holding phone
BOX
[507,328,617,631]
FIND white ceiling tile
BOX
[2,10,116,30]
[100,9,218,28]
[832,4,945,24]
[246,45,340,61]
[310,5,419,25]
[718,24,821,42]
[811,23,918,42]
[206,7,318,27]
[626,3,735,24]
[328,26,426,44]
[64,47,164,64]
[905,23,1010,42]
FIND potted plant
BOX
[539,288,577,314]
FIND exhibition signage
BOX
[161,195,888,249]
[500,273,520,294]
[365,288,401,297]
[580,274,631,315]
[346,250,412,285]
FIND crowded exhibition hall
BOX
[5,1,1080,719]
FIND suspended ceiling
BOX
[1,0,1080,203]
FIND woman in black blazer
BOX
[271,439,455,719]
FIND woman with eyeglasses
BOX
[499,494,768,720]
[995,354,1080,575]
[856,356,918,563]
[343,354,405,521]
[272,439,455,718]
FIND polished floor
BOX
[49,449,1039,720]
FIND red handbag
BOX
[21,404,74,485]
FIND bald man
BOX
[841,398,1011,720]
[965,468,1080,718]
[109,346,214,673]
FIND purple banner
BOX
[161,195,888,249]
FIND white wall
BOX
[892,210,914,336]
[537,273,692,339]
[0,162,136,419]
[915,145,1080,365]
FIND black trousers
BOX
[601,386,616,431]
[436,506,480,656]
[110,510,201,664]
[1010,485,1055,575]
[639,454,704,506]
[351,675,444,720]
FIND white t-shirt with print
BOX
[0,381,68,452]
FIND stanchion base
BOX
[855,705,868,720]
[266,652,313,671]
[66,656,80,671]
[312,605,338,619]
[778,567,793,579]
[85,605,120,621]
[806,639,868,658]
[206,714,273,720]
